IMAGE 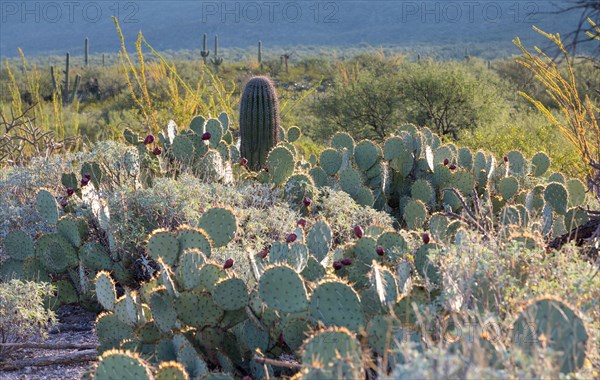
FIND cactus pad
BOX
[3,231,34,261]
[36,233,78,273]
[171,135,195,164]
[319,148,343,176]
[499,176,519,200]
[301,327,362,365]
[79,242,113,271]
[354,140,380,171]
[177,225,212,258]
[531,152,550,176]
[287,126,302,142]
[512,297,588,374]
[174,291,223,327]
[198,262,228,291]
[57,217,88,247]
[212,277,248,311]
[95,271,117,311]
[339,168,363,197]
[150,290,179,333]
[148,230,180,266]
[96,313,135,351]
[268,146,295,185]
[309,280,365,331]
[544,182,569,215]
[259,265,308,313]
[411,179,434,204]
[403,199,428,230]
[175,249,207,290]
[566,179,586,208]
[331,132,355,155]
[156,362,189,380]
[94,350,152,380]
[306,221,333,262]
[204,118,224,148]
[198,208,237,248]
[36,189,58,225]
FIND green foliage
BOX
[0,280,56,359]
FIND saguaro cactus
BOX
[239,76,281,171]
[84,37,89,67]
[210,35,223,73]
[50,52,80,104]
[201,33,210,64]
[258,40,263,70]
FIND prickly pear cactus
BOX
[512,297,588,375]
[94,350,153,380]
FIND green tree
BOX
[398,60,505,138]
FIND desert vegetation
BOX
[0,15,599,380]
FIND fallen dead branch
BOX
[0,349,97,370]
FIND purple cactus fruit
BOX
[297,218,307,228]
[223,258,234,269]
[303,196,312,207]
[60,198,68,208]
[143,134,154,145]
[286,233,297,243]
[449,164,457,171]
[376,245,385,256]
[333,261,343,270]
[422,233,430,244]
[153,147,162,156]
[340,258,352,266]
[443,158,449,166]
[353,225,364,238]
[83,172,91,180]
[66,188,75,197]
[503,156,509,163]
[240,157,248,166]
[202,132,211,141]
[258,247,269,258]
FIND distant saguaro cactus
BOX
[201,33,210,64]
[239,76,281,171]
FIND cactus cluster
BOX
[89,203,590,379]
[122,112,239,187]
[254,121,586,240]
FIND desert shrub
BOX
[459,110,583,176]
[0,280,56,360]
[398,59,508,139]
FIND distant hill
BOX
[0,0,589,59]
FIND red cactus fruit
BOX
[443,158,449,166]
[449,164,457,170]
[376,245,385,256]
[503,156,509,162]
[258,247,269,258]
[240,157,248,166]
[353,225,364,238]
